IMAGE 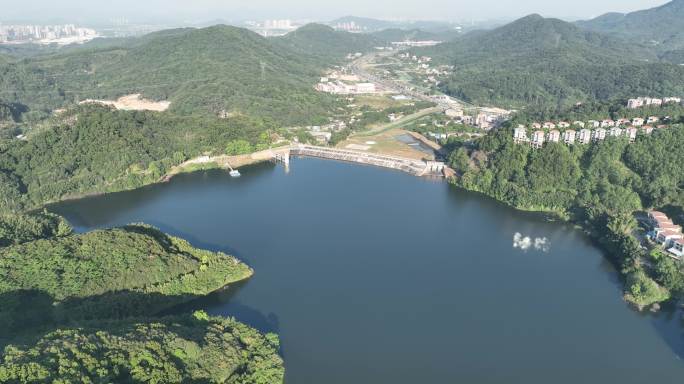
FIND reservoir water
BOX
[50,158,684,383]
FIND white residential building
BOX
[656,230,683,248]
[593,128,607,141]
[548,130,561,143]
[513,127,528,143]
[563,130,576,145]
[632,118,645,127]
[609,127,623,137]
[531,130,545,148]
[600,119,615,128]
[578,129,592,144]
[668,239,684,259]
[626,127,638,142]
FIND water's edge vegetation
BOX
[0,214,284,382]
[446,119,684,310]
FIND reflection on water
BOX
[49,158,684,384]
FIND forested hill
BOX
[576,0,684,55]
[414,14,684,109]
[0,25,337,126]
[274,24,382,64]
[0,312,284,383]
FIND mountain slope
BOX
[577,0,684,53]
[0,25,336,125]
[274,23,381,64]
[415,14,684,109]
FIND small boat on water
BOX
[229,169,241,177]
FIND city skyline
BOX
[0,0,673,24]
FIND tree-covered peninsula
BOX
[0,213,284,383]
[0,311,283,383]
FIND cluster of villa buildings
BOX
[648,211,683,260]
[513,116,673,148]
[627,97,681,109]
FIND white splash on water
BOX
[513,233,550,252]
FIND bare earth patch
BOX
[79,94,171,112]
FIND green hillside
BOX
[0,312,284,383]
[0,224,252,329]
[415,14,684,109]
[274,23,382,64]
[0,25,336,126]
[0,104,282,211]
[576,0,684,55]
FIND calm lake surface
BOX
[50,158,684,383]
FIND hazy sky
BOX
[0,0,672,23]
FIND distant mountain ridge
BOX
[274,23,382,63]
[0,24,338,125]
[414,14,684,109]
[577,0,684,56]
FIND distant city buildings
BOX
[243,20,298,37]
[0,24,98,45]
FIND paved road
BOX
[353,107,443,137]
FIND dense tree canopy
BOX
[0,312,284,383]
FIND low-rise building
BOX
[587,120,600,128]
[668,239,684,259]
[593,128,607,141]
[628,98,644,109]
[601,119,615,128]
[572,121,585,128]
[632,118,644,127]
[649,211,669,226]
[578,129,592,144]
[616,118,631,126]
[531,123,542,129]
[542,122,556,129]
[647,116,660,124]
[513,127,528,143]
[531,130,545,148]
[626,127,638,142]
[548,130,561,143]
[643,125,654,134]
[558,121,570,128]
[609,127,623,137]
[563,130,576,144]
[656,230,683,248]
